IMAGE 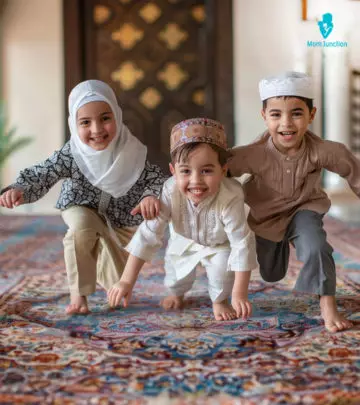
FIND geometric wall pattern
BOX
[91,0,207,172]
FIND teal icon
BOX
[318,13,333,39]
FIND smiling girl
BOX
[0,80,167,314]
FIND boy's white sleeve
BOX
[126,182,172,262]
[222,195,258,272]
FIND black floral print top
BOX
[4,142,168,228]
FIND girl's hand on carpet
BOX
[0,188,24,209]
[231,295,252,319]
[130,196,160,220]
[107,281,133,308]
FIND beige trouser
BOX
[61,206,137,297]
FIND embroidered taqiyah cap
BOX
[259,71,314,101]
[170,118,227,153]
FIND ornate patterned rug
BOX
[0,215,359,404]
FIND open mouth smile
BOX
[90,135,108,143]
[188,188,206,195]
[188,188,208,197]
[279,131,296,140]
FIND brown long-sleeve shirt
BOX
[228,131,360,241]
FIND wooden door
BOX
[64,0,234,173]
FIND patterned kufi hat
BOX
[170,118,227,153]
[259,71,314,101]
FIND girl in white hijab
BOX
[0,80,167,314]
[69,80,147,199]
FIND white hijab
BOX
[68,80,147,198]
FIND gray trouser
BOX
[256,210,336,295]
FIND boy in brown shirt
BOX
[228,71,358,333]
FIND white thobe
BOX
[126,177,258,301]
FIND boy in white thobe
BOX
[108,118,258,321]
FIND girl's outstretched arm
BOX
[0,188,24,208]
[1,143,72,204]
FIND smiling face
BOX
[76,101,117,151]
[261,97,316,156]
[169,143,227,206]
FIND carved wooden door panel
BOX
[64,0,234,173]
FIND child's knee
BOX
[297,235,332,258]
[68,215,99,231]
[64,228,98,245]
[259,265,287,282]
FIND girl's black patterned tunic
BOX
[6,142,168,228]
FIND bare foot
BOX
[161,295,184,310]
[66,296,89,315]
[320,295,353,333]
[213,300,237,321]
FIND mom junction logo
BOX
[307,13,348,48]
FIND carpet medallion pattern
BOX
[0,215,359,404]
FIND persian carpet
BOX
[0,215,359,405]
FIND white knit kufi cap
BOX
[259,71,314,101]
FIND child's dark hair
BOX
[171,142,230,166]
[262,96,313,112]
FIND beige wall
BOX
[233,0,360,146]
[233,0,360,190]
[233,0,302,146]
[1,0,360,214]
[1,0,63,214]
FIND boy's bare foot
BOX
[213,300,237,321]
[320,295,353,333]
[161,295,184,310]
[66,296,89,314]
